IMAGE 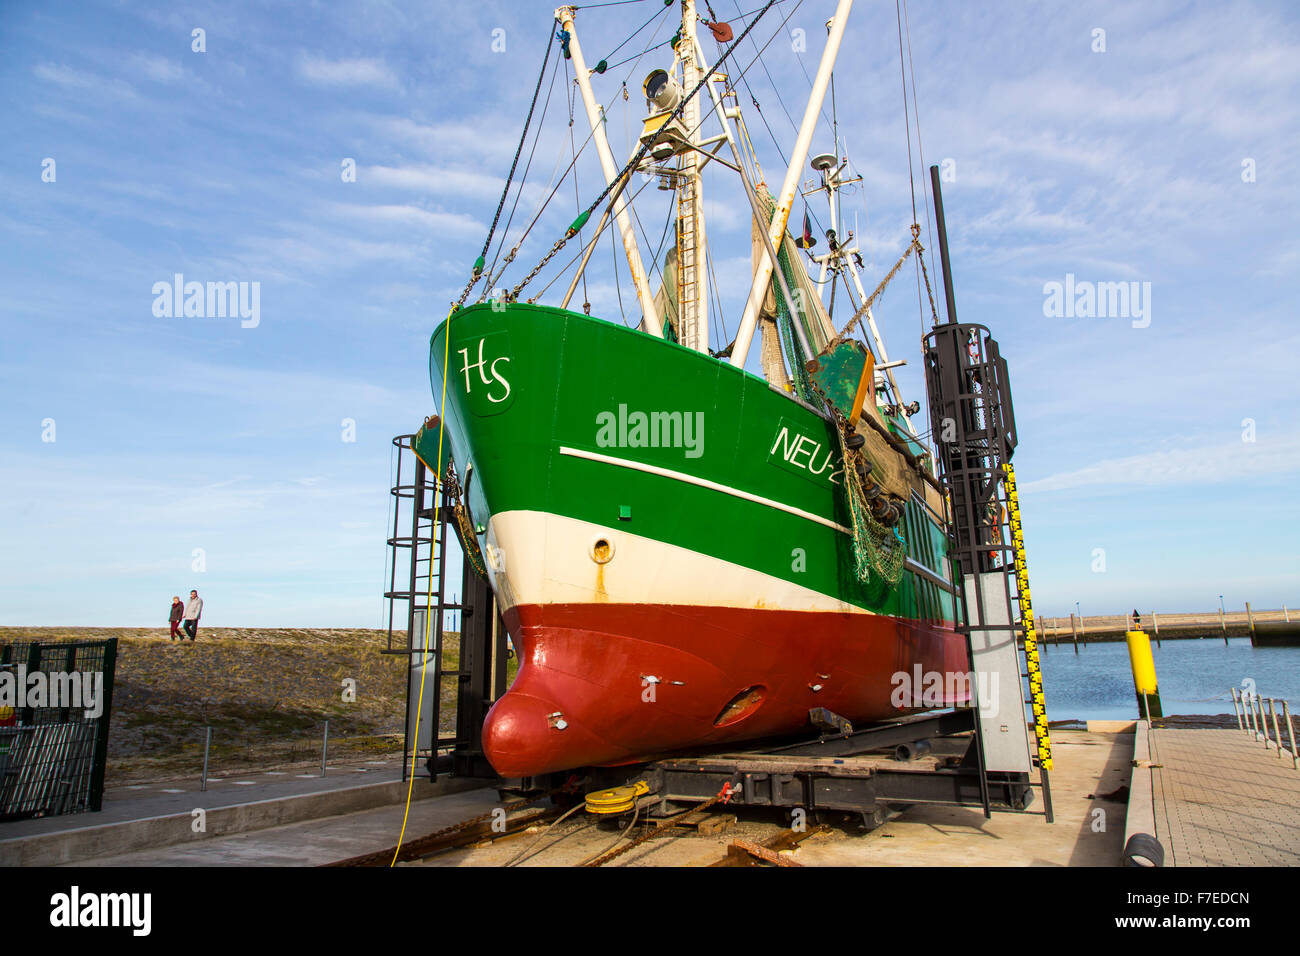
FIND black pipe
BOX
[929,164,958,325]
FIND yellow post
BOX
[1125,630,1162,719]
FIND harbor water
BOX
[1037,635,1300,721]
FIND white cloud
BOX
[296,54,399,90]
[33,63,138,101]
[1021,434,1300,494]
[370,116,517,161]
[364,164,518,202]
[325,201,484,236]
[131,54,184,84]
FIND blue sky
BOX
[1,0,1296,626]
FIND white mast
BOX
[729,0,853,369]
[693,34,808,377]
[555,6,663,337]
[809,156,919,437]
[675,1,708,352]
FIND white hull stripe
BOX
[485,510,870,615]
[558,446,851,535]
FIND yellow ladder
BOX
[676,171,699,345]
[1003,463,1052,771]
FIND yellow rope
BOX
[391,308,455,867]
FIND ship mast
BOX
[555,6,663,337]
[807,153,920,437]
[675,1,708,353]
[729,0,854,370]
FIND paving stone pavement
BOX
[1150,728,1300,866]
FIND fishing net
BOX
[751,187,834,404]
[832,419,906,586]
[748,187,906,586]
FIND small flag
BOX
[794,209,816,249]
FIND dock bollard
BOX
[1268,699,1283,758]
[201,726,211,792]
[1284,701,1298,770]
[1125,630,1162,719]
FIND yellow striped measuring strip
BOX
[1003,463,1052,771]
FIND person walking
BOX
[183,589,204,641]
[168,596,184,641]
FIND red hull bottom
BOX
[485,602,970,778]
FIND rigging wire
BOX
[459,20,557,304]
[609,210,629,325]
[901,0,939,457]
[731,0,802,139]
[788,22,840,140]
[599,2,675,68]
[719,0,836,244]
[628,181,676,304]
[573,0,783,233]
[519,1,784,304]
[478,76,627,301]
[566,55,591,312]
[575,0,657,9]
[894,0,918,224]
[482,46,563,287]
[576,804,643,867]
[529,175,658,301]
[604,36,675,73]
[486,2,684,299]
[706,240,728,347]
[902,0,939,319]
[648,184,678,283]
[505,0,786,300]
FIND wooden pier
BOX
[1038,608,1299,644]
[1147,727,1300,865]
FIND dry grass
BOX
[0,626,429,785]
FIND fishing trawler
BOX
[415,0,966,778]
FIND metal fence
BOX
[0,638,117,820]
[1230,688,1298,769]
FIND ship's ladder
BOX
[1002,463,1053,773]
[675,167,701,348]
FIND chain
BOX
[917,238,943,327]
[510,234,571,302]
[443,463,488,577]
[831,225,923,348]
[509,0,780,300]
[581,783,734,867]
[453,21,559,310]
[476,246,522,305]
[418,792,552,844]
[331,788,564,867]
